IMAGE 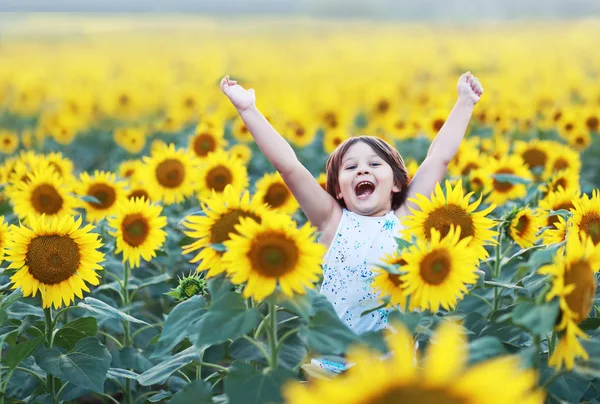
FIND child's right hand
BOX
[220,75,256,112]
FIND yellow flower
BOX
[141,143,199,205]
[538,186,581,231]
[283,321,544,404]
[228,143,252,165]
[114,127,146,154]
[196,149,249,201]
[513,140,556,176]
[509,208,545,248]
[10,170,80,221]
[283,118,318,148]
[222,212,326,301]
[323,128,349,154]
[539,233,600,369]
[568,129,591,151]
[485,155,532,205]
[569,190,600,245]
[539,169,580,195]
[401,180,497,261]
[108,198,167,268]
[231,116,254,143]
[77,170,127,223]
[0,130,19,154]
[401,226,479,312]
[315,172,327,192]
[189,121,227,159]
[182,185,268,278]
[0,216,9,264]
[371,252,408,311]
[543,145,581,180]
[254,172,299,215]
[118,159,142,180]
[6,215,105,309]
[42,152,75,180]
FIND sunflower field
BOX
[1,15,600,404]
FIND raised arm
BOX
[396,72,483,217]
[220,76,341,231]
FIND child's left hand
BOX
[457,72,483,104]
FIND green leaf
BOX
[6,301,44,319]
[79,195,101,204]
[208,243,227,252]
[106,368,138,381]
[394,237,412,254]
[224,362,296,404]
[54,317,98,351]
[545,369,592,403]
[152,295,207,358]
[491,174,531,185]
[521,272,551,296]
[34,337,111,394]
[148,391,173,402]
[504,244,547,266]
[170,380,213,404]
[388,310,421,334]
[207,274,234,301]
[137,346,201,386]
[527,245,560,269]
[3,336,44,369]
[269,289,315,320]
[193,293,261,348]
[130,273,171,290]
[467,336,508,365]
[299,295,358,355]
[483,281,525,290]
[578,318,600,332]
[512,300,559,335]
[78,297,149,325]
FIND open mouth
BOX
[354,180,375,200]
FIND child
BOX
[220,73,483,336]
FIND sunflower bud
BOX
[166,272,207,301]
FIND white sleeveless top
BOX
[320,208,403,334]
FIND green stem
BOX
[492,231,503,311]
[549,330,557,357]
[130,323,162,340]
[98,331,124,348]
[534,335,542,369]
[253,313,269,339]
[470,292,494,310]
[242,336,271,363]
[7,367,46,387]
[121,263,133,404]
[52,306,80,329]
[176,370,192,383]
[542,369,566,389]
[44,308,55,396]
[196,350,204,380]
[274,328,300,358]
[267,302,278,370]
[133,391,162,404]
[55,381,70,402]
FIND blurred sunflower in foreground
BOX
[283,322,544,404]
[6,215,105,309]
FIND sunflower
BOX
[544,145,581,180]
[509,208,545,248]
[538,186,581,231]
[323,128,349,154]
[284,118,318,148]
[141,143,199,205]
[10,170,79,221]
[77,170,127,223]
[182,185,268,277]
[568,129,591,151]
[569,190,600,245]
[484,155,532,205]
[6,215,105,309]
[0,216,9,263]
[254,172,299,215]
[231,116,254,143]
[401,180,497,261]
[188,122,227,159]
[118,159,142,180]
[315,172,327,192]
[108,198,167,268]
[283,321,543,404]
[221,212,326,301]
[539,169,580,195]
[371,252,408,311]
[448,148,482,178]
[227,143,252,165]
[0,130,19,154]
[404,159,419,185]
[126,181,152,202]
[539,233,600,369]
[114,127,146,154]
[466,168,489,196]
[42,152,74,180]
[196,149,249,201]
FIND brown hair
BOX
[324,136,409,211]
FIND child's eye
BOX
[346,165,356,170]
[370,162,381,167]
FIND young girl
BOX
[220,73,483,335]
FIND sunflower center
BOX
[580,213,600,245]
[248,233,299,278]
[128,189,150,201]
[87,183,117,210]
[264,183,290,208]
[586,116,599,132]
[420,250,451,286]
[121,214,150,247]
[552,158,570,172]
[522,148,547,169]
[564,260,596,322]
[514,214,530,235]
[333,137,342,146]
[460,162,479,176]
[376,99,390,114]
[26,235,81,285]
[492,168,515,192]
[470,177,483,192]
[211,209,262,244]
[551,178,568,192]
[365,382,467,404]
[156,159,185,188]
[388,273,404,288]
[49,162,63,175]
[548,202,573,228]
[193,133,217,157]
[432,118,445,132]
[31,184,64,215]
[324,112,338,128]
[423,204,474,241]
[206,165,233,192]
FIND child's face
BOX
[336,142,400,216]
